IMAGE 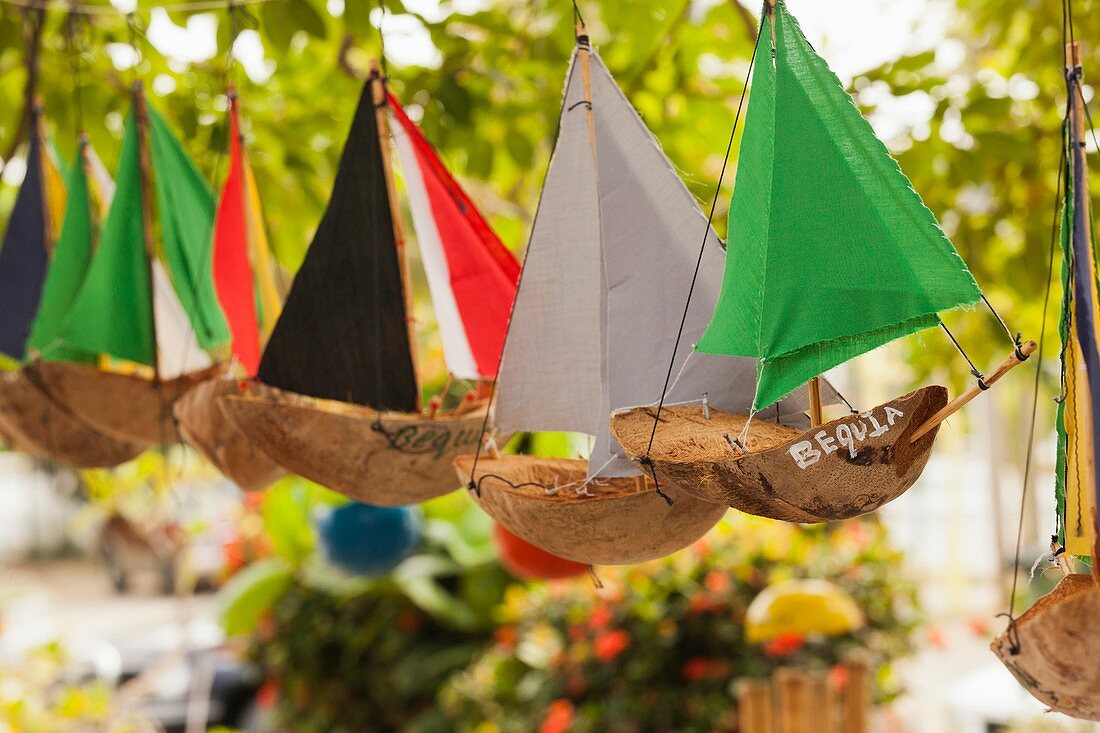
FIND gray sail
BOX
[493,57,604,435]
[586,50,829,478]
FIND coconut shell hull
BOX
[0,368,145,468]
[221,383,487,505]
[610,386,946,522]
[174,378,286,492]
[454,454,727,566]
[31,361,223,446]
[991,573,1100,720]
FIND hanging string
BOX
[940,322,986,388]
[376,0,387,77]
[641,18,763,471]
[571,0,585,27]
[63,9,87,135]
[0,4,45,180]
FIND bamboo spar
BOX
[909,339,1037,443]
[575,23,596,157]
[131,81,161,383]
[370,61,422,411]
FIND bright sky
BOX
[136,0,953,84]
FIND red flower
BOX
[705,570,731,594]
[256,679,279,709]
[540,699,575,733]
[762,632,804,657]
[682,657,714,681]
[589,604,613,631]
[593,629,632,662]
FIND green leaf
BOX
[288,0,328,39]
[219,558,294,636]
[504,129,534,167]
[263,480,316,564]
[261,0,295,54]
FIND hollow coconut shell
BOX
[609,386,947,522]
[991,573,1100,720]
[454,454,727,566]
[0,368,146,468]
[174,378,286,492]
[221,382,488,505]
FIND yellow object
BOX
[243,155,282,339]
[745,579,864,642]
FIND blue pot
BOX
[317,502,422,576]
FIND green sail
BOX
[57,114,156,366]
[27,140,97,365]
[147,104,228,352]
[696,1,981,410]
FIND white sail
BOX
[152,260,212,379]
[493,57,604,435]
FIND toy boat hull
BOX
[0,368,145,468]
[175,378,286,492]
[610,386,947,522]
[221,383,487,505]
[454,454,727,565]
[32,361,223,446]
[991,573,1100,720]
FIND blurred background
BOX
[0,0,1097,730]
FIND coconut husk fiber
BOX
[31,361,223,446]
[0,368,146,468]
[610,386,946,522]
[991,573,1100,720]
[221,382,488,505]
[175,378,286,492]
[454,454,727,565]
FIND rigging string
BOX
[464,1,591,496]
[940,322,987,388]
[638,10,764,492]
[64,9,88,136]
[0,0,276,14]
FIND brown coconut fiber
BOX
[0,368,145,468]
[175,378,286,492]
[610,386,947,522]
[31,361,222,446]
[454,454,727,566]
[221,383,487,505]
[991,573,1100,720]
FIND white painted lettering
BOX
[788,441,822,469]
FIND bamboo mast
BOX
[576,23,597,156]
[370,60,422,411]
[132,81,161,383]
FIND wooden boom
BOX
[909,339,1037,443]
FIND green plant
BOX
[440,514,920,733]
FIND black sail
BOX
[258,82,418,411]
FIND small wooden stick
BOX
[736,679,774,733]
[808,376,823,427]
[909,340,1037,443]
[774,667,810,733]
[841,660,871,733]
[575,23,596,157]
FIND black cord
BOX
[940,322,986,387]
[642,15,764,461]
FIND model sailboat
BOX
[0,106,144,467]
[611,0,1034,522]
[175,87,286,492]
[456,27,829,566]
[991,40,1100,721]
[221,64,518,505]
[31,82,228,447]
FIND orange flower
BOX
[495,626,518,649]
[682,657,714,681]
[829,663,849,690]
[705,570,731,594]
[540,699,575,733]
[589,604,613,631]
[762,632,804,657]
[593,629,632,662]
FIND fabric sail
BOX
[495,47,826,478]
[27,138,108,364]
[257,80,418,411]
[1056,105,1100,557]
[213,94,263,375]
[386,91,520,380]
[56,99,216,379]
[697,1,982,410]
[0,110,66,361]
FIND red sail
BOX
[386,92,519,380]
[213,92,262,374]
